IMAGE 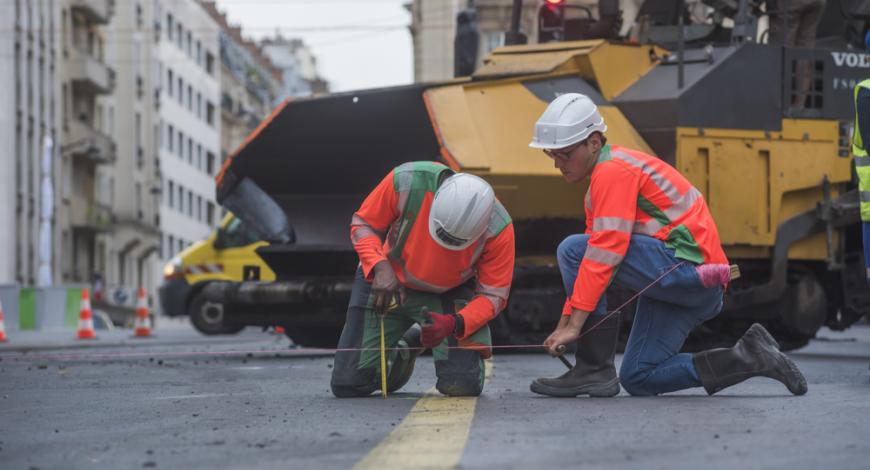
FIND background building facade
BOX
[1,0,117,287]
[262,36,329,103]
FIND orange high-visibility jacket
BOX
[565,144,728,314]
[351,162,515,338]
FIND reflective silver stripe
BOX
[476,282,510,313]
[861,191,870,203]
[584,189,592,212]
[592,217,633,232]
[584,246,623,266]
[350,214,385,243]
[612,150,683,203]
[855,157,870,167]
[394,166,414,191]
[663,187,701,221]
[396,190,410,214]
[633,219,662,236]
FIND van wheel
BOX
[189,292,244,335]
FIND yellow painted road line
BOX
[354,359,493,470]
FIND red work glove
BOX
[421,309,460,348]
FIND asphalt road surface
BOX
[1,325,868,469]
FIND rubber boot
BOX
[386,324,423,393]
[530,313,621,397]
[692,323,807,396]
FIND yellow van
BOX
[158,213,274,334]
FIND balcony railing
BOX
[68,47,115,95]
[69,0,113,25]
[70,197,115,232]
[65,120,116,164]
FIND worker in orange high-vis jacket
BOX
[330,162,515,398]
[528,94,807,397]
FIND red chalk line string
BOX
[1,262,685,363]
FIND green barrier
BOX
[19,288,36,330]
[66,287,82,327]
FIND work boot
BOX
[530,313,621,397]
[386,324,424,393]
[692,323,807,396]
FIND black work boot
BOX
[386,324,424,393]
[530,314,621,397]
[692,323,807,396]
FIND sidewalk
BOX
[0,318,287,353]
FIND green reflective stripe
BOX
[862,203,870,222]
[486,201,511,237]
[637,194,671,226]
[637,195,704,264]
[595,144,612,165]
[666,224,705,264]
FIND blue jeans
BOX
[557,234,724,396]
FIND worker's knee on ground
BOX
[436,374,483,397]
[330,382,377,398]
[619,366,657,397]
[557,235,587,267]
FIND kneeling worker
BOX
[528,94,807,397]
[331,162,515,397]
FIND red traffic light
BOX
[545,0,564,4]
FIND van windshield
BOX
[221,217,261,248]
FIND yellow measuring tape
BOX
[379,314,387,399]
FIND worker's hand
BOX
[421,311,457,348]
[543,323,581,357]
[372,261,405,315]
[543,315,571,349]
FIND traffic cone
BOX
[77,288,97,340]
[0,296,8,342]
[133,287,152,338]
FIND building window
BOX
[168,235,174,255]
[178,185,184,212]
[187,137,193,163]
[187,191,193,217]
[167,68,173,97]
[167,124,174,152]
[177,77,183,104]
[167,13,173,40]
[206,101,215,126]
[176,130,183,158]
[197,144,203,170]
[196,93,202,119]
[186,31,192,56]
[136,3,143,29]
[196,41,202,64]
[168,180,174,208]
[206,151,215,175]
[206,52,215,75]
[187,85,192,111]
[207,202,215,226]
[176,23,183,49]
[136,183,143,219]
[197,196,202,221]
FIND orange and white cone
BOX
[133,287,152,338]
[0,296,8,342]
[77,288,97,340]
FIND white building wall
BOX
[156,0,221,270]
[0,2,16,283]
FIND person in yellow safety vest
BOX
[852,32,870,285]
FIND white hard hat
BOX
[529,93,607,149]
[429,173,495,251]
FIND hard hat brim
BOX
[428,215,477,251]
